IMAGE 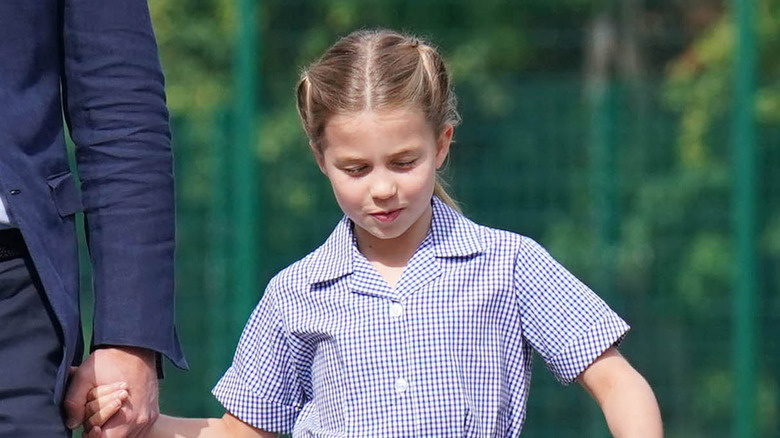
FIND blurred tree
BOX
[151,0,234,114]
[662,0,779,433]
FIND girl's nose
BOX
[369,173,397,200]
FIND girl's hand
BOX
[82,382,129,438]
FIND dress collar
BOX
[305,196,484,285]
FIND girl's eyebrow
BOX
[332,155,366,166]
[333,155,366,166]
[332,146,422,164]
[388,146,422,159]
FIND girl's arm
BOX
[150,413,278,438]
[83,386,278,438]
[577,347,663,438]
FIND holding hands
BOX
[64,346,159,438]
[82,382,130,437]
[77,382,278,438]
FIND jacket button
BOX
[9,189,20,195]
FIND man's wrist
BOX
[92,345,158,369]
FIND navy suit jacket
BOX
[0,0,186,400]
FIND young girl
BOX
[81,29,662,437]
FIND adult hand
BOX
[64,346,159,438]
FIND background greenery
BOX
[82,0,780,436]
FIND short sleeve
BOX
[212,283,304,432]
[514,237,630,385]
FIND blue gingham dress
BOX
[213,197,629,437]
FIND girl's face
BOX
[314,108,452,256]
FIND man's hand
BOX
[64,346,159,438]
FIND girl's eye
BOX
[343,166,367,176]
[394,159,417,169]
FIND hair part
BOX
[296,29,461,212]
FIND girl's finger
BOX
[85,426,102,438]
[86,382,127,402]
[84,390,127,429]
[85,388,128,418]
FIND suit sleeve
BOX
[61,0,186,368]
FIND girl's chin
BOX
[364,229,404,241]
[356,224,407,242]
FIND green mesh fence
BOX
[73,1,780,437]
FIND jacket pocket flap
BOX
[46,171,84,216]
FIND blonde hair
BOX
[296,29,461,211]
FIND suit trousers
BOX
[0,239,70,437]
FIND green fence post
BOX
[733,0,758,437]
[232,0,260,334]
[591,81,619,294]
[208,110,233,400]
[588,77,618,438]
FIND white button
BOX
[394,377,409,394]
[389,302,404,318]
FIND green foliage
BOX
[151,0,234,114]
[653,0,780,431]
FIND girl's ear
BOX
[435,124,454,169]
[309,140,327,174]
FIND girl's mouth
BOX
[370,209,401,223]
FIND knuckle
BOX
[103,429,122,438]
[62,399,78,413]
